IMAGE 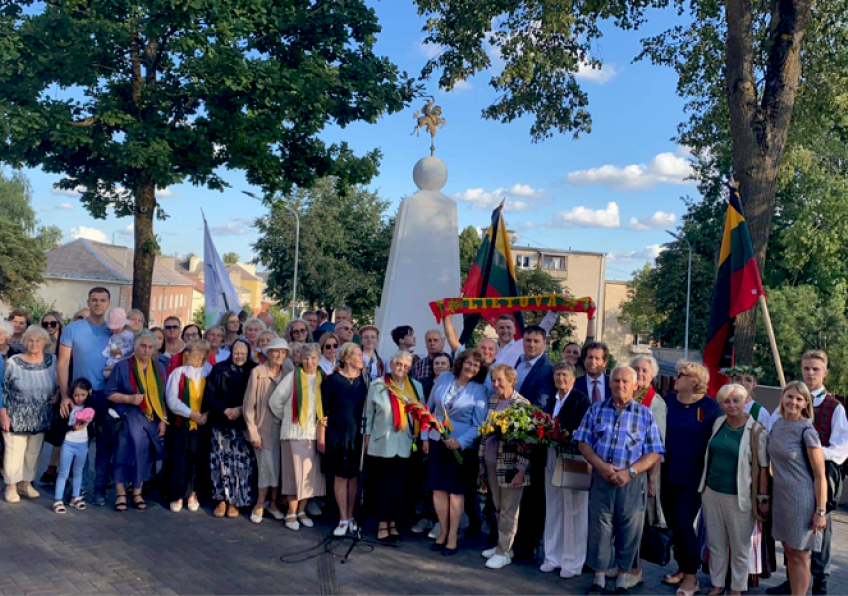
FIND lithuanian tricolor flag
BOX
[703,184,765,395]
[458,203,524,345]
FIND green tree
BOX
[458,225,482,281]
[0,0,415,321]
[222,252,240,265]
[264,305,290,336]
[415,0,823,362]
[619,264,662,336]
[516,267,575,354]
[253,178,393,320]
[0,171,61,304]
[192,305,205,329]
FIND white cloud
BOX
[52,185,85,197]
[628,211,677,231]
[418,39,442,59]
[209,223,247,236]
[69,226,109,243]
[550,202,620,229]
[230,216,254,224]
[566,150,695,190]
[450,79,473,93]
[156,187,176,198]
[575,61,619,84]
[56,203,74,211]
[117,223,134,237]
[452,184,543,212]
[609,244,665,263]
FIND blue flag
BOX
[204,215,241,328]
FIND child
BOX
[102,308,135,378]
[53,378,95,513]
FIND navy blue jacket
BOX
[574,374,612,403]
[517,353,555,411]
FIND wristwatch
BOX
[817,509,827,517]
[628,466,637,479]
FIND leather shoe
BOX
[586,584,605,595]
[441,546,459,557]
[430,542,446,552]
[813,579,828,595]
[766,580,791,595]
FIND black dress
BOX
[322,372,367,479]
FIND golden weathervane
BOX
[410,96,447,156]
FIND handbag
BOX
[640,500,673,566]
[44,410,68,447]
[550,439,593,491]
[97,408,127,442]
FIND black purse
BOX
[44,409,68,447]
[97,410,127,442]
[640,498,673,566]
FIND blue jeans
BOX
[55,440,88,501]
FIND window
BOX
[515,255,531,269]
[542,256,564,270]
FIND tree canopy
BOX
[0,0,415,320]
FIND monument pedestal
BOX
[376,157,463,357]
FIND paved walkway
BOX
[0,454,846,595]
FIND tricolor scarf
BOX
[129,357,167,424]
[384,374,423,434]
[178,371,206,431]
[634,385,656,408]
[292,366,325,427]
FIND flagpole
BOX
[758,294,785,387]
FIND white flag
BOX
[204,216,241,328]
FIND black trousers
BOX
[166,426,200,501]
[512,446,546,554]
[662,483,702,574]
[370,455,408,524]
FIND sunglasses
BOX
[41,321,59,329]
[292,328,307,335]
[165,325,180,330]
[323,343,339,349]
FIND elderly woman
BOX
[242,317,267,360]
[360,325,384,381]
[479,364,532,569]
[561,342,582,367]
[254,329,277,363]
[1,325,58,502]
[768,381,827,596]
[103,330,168,511]
[204,339,256,518]
[319,342,369,537]
[662,361,722,595]
[205,325,231,365]
[40,311,65,355]
[698,384,770,596]
[363,351,423,542]
[318,332,339,376]
[284,318,313,345]
[541,361,591,577]
[243,337,288,523]
[0,320,20,359]
[423,349,488,556]
[269,343,328,531]
[165,339,212,513]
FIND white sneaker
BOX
[626,570,643,589]
[485,554,512,569]
[411,518,433,534]
[333,521,349,537]
[427,522,441,540]
[560,570,577,579]
[268,508,285,521]
[540,562,558,573]
[306,501,322,517]
[482,547,498,559]
[297,514,314,528]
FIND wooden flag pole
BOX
[758,294,786,387]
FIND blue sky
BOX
[21,0,697,281]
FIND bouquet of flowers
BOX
[386,378,463,464]
[479,402,547,444]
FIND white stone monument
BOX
[376,155,463,357]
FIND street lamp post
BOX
[243,191,299,319]
[666,230,692,360]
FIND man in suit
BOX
[574,341,612,403]
[541,361,592,577]
[511,325,555,563]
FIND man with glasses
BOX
[335,321,355,344]
[161,316,184,359]
[57,287,113,506]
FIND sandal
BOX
[676,581,701,596]
[115,495,128,512]
[69,496,86,511]
[377,528,391,542]
[53,501,67,514]
[131,495,147,510]
[663,573,685,586]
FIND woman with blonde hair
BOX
[242,317,267,360]
[662,361,722,595]
[768,381,827,596]
[39,311,65,355]
[320,342,368,537]
[318,332,340,376]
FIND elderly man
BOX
[575,366,665,595]
[257,311,275,332]
[410,329,445,386]
[335,320,356,344]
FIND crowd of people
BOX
[0,286,846,596]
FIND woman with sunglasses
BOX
[284,318,313,345]
[165,324,205,378]
[318,332,340,376]
[40,312,65,355]
[661,361,722,595]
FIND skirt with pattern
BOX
[210,427,256,507]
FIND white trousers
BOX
[543,448,589,575]
[2,432,45,485]
[702,486,755,592]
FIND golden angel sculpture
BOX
[411,96,447,156]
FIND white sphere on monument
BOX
[413,156,448,191]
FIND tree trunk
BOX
[132,182,157,323]
[723,0,814,364]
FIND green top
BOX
[706,421,746,495]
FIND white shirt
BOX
[553,389,572,418]
[745,399,772,430]
[493,311,558,367]
[165,365,209,419]
[319,357,335,376]
[65,405,89,444]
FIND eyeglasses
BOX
[165,325,180,330]
[323,343,338,349]
[677,373,689,379]
[292,328,307,335]
[41,321,59,329]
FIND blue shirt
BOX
[426,372,488,450]
[662,392,722,490]
[60,318,111,391]
[574,397,665,470]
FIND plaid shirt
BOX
[410,355,434,386]
[478,391,532,488]
[574,397,665,470]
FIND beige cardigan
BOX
[243,363,283,449]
